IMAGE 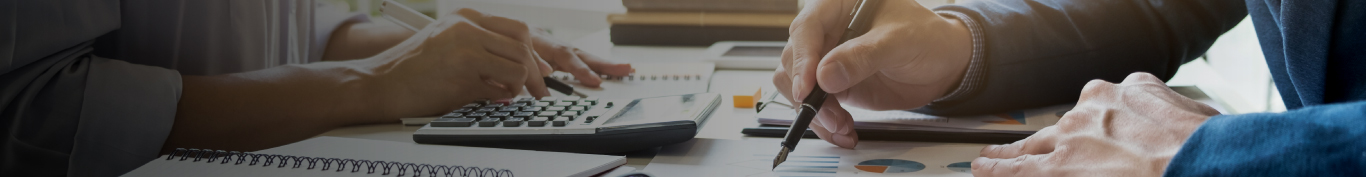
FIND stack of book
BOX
[610,0,799,46]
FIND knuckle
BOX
[1127,72,1161,82]
[1079,79,1116,97]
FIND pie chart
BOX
[854,159,924,173]
[947,162,972,173]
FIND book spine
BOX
[623,0,800,13]
[610,25,789,46]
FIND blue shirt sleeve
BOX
[1165,101,1366,176]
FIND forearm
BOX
[164,60,385,152]
[322,21,415,61]
[917,0,1248,115]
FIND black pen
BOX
[773,0,883,170]
[543,77,584,96]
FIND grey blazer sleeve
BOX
[916,0,1248,116]
[1,41,181,177]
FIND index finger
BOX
[785,0,857,103]
[972,154,1048,177]
[980,126,1062,159]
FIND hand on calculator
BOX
[363,9,628,120]
[530,28,634,88]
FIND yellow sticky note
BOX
[733,88,761,108]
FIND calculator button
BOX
[585,100,598,105]
[557,115,575,121]
[441,113,464,118]
[462,103,481,108]
[567,106,587,111]
[477,119,500,127]
[515,97,536,103]
[476,108,496,112]
[527,117,549,127]
[466,112,488,117]
[483,103,505,108]
[552,121,567,127]
[537,111,560,116]
[511,112,532,117]
[535,101,553,107]
[564,111,582,116]
[559,100,577,105]
[498,107,520,112]
[452,108,475,113]
[510,102,529,107]
[546,106,567,111]
[491,112,512,116]
[502,117,525,127]
[431,118,476,127]
[521,106,543,111]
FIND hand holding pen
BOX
[773,0,883,169]
[771,0,976,148]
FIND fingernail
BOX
[822,62,852,91]
[792,79,805,102]
[818,116,841,134]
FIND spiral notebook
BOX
[547,62,714,99]
[122,136,626,177]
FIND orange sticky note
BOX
[733,88,761,108]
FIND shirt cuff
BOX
[70,57,182,176]
[931,11,987,103]
[311,3,372,63]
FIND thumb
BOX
[815,33,890,93]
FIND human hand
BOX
[972,72,1221,176]
[773,0,973,148]
[362,8,541,118]
[529,29,633,87]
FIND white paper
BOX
[644,138,984,177]
[757,104,1073,134]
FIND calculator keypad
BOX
[432,97,602,128]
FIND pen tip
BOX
[772,146,791,171]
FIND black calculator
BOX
[413,93,721,154]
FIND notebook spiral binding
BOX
[164,148,513,177]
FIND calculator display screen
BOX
[605,94,699,124]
